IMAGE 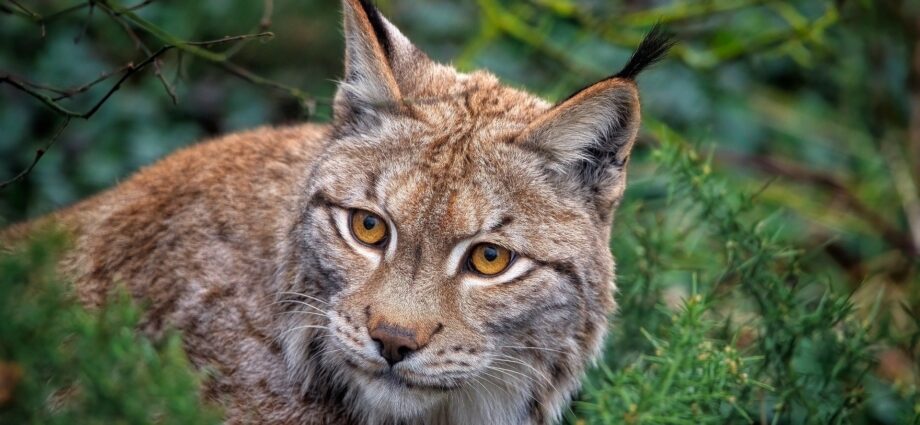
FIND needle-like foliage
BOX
[0,232,221,424]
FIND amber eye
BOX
[468,243,513,276]
[350,209,388,247]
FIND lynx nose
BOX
[369,323,423,366]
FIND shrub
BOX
[575,122,919,424]
[0,232,221,424]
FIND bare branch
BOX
[53,64,136,100]
[4,0,46,36]
[185,32,275,47]
[17,79,72,97]
[97,1,309,104]
[1,45,173,119]
[260,0,273,31]
[73,1,96,44]
[6,0,40,20]
[1,76,83,116]
[225,0,274,59]
[13,63,135,101]
[0,117,72,190]
[217,61,316,114]
[1,0,314,188]
[42,3,92,23]
[116,0,156,15]
[32,2,93,40]
[99,4,177,103]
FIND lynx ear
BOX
[334,0,430,124]
[516,26,674,215]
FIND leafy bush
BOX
[0,232,220,424]
[575,122,918,424]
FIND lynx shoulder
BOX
[2,1,672,424]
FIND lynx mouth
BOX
[342,358,462,392]
[374,370,462,391]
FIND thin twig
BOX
[73,1,96,44]
[218,61,316,114]
[0,117,72,190]
[99,4,177,103]
[42,2,91,24]
[0,46,173,119]
[7,63,137,101]
[184,32,274,47]
[57,64,138,101]
[1,0,315,187]
[172,50,184,84]
[152,57,177,104]
[5,0,46,36]
[6,0,40,19]
[0,47,171,188]
[18,79,72,97]
[8,1,95,37]
[116,0,155,14]
[260,0,273,30]
[225,0,274,59]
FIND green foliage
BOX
[580,293,766,424]
[576,121,918,424]
[0,233,221,424]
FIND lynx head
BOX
[279,1,672,423]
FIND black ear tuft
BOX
[357,0,392,56]
[614,24,676,80]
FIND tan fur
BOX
[1,2,665,424]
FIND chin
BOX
[353,373,446,418]
[326,340,462,420]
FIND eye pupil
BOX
[350,209,388,247]
[468,243,513,276]
[483,246,498,262]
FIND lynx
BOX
[2,1,672,423]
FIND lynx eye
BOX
[349,209,388,247]
[467,243,513,276]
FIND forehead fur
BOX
[403,67,550,126]
[323,67,565,206]
[339,65,553,141]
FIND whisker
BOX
[455,380,474,406]
[298,346,344,373]
[477,370,519,401]
[276,291,330,305]
[278,324,330,339]
[493,355,553,385]
[498,345,569,355]
[469,374,499,401]
[485,366,549,411]
[272,299,328,315]
[277,310,328,319]
[493,356,561,398]
[487,364,533,383]
[308,345,343,364]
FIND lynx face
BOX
[278,1,672,423]
[297,93,611,418]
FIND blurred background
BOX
[1,0,919,423]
